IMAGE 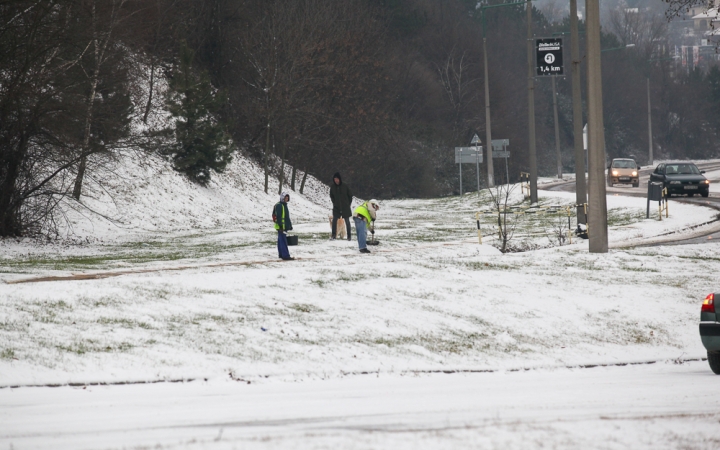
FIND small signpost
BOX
[492,139,510,183]
[471,133,481,193]
[455,135,483,195]
[536,38,564,76]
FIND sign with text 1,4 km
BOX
[536,38,564,76]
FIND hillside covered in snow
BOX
[54,150,335,242]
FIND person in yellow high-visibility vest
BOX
[352,199,379,253]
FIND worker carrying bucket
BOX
[353,199,380,254]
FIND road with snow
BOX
[2,360,719,449]
[544,161,720,246]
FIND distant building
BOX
[667,7,720,72]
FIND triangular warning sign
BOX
[471,134,480,145]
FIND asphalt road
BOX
[542,161,720,246]
[2,360,719,449]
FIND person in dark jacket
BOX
[274,192,294,260]
[330,172,353,240]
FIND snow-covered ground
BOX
[3,360,719,450]
[2,155,720,449]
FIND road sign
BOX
[455,147,483,164]
[536,38,564,76]
[493,151,510,158]
[491,139,509,150]
[471,134,481,145]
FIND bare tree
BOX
[231,0,391,194]
[72,0,130,200]
[609,5,669,58]
[538,0,567,24]
[486,183,520,253]
[435,46,480,143]
[0,1,85,236]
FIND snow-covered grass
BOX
[1,164,719,386]
[2,157,720,450]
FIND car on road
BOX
[700,292,720,374]
[649,162,710,197]
[607,158,640,187]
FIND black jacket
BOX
[330,173,353,217]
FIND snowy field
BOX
[2,154,720,449]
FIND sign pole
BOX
[459,159,463,196]
[476,143,481,192]
[505,150,509,184]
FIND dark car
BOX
[700,292,720,374]
[649,162,710,197]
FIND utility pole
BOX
[569,0,586,223]
[552,76,561,179]
[647,77,653,166]
[526,0,537,203]
[586,0,608,253]
[483,34,494,188]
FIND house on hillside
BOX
[691,7,719,35]
[666,6,720,72]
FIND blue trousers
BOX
[277,231,290,259]
[353,217,367,250]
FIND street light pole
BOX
[479,1,527,188]
[569,0,586,223]
[586,0,608,253]
[526,0,538,203]
[644,56,676,166]
[482,23,494,188]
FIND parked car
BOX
[649,162,710,197]
[700,292,720,374]
[607,158,640,187]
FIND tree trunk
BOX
[264,122,270,193]
[73,1,107,201]
[72,0,125,200]
[299,169,308,194]
[142,58,155,124]
[277,137,286,195]
[72,155,88,200]
[291,165,296,191]
[0,142,24,237]
[72,72,98,200]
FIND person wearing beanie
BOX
[329,172,353,241]
[353,199,379,254]
[273,192,294,260]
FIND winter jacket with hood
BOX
[274,192,293,231]
[330,172,353,217]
